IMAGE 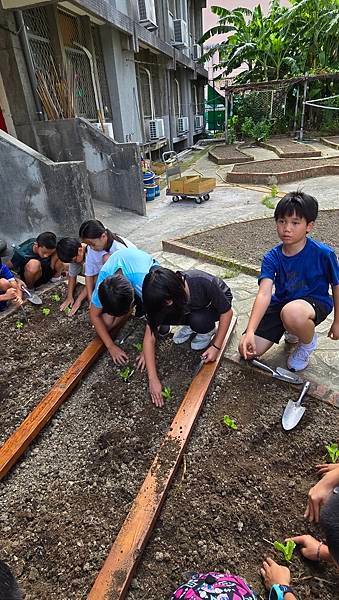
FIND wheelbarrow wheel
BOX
[172,196,180,202]
[195,197,202,204]
[203,194,210,201]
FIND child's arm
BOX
[328,284,339,340]
[68,285,88,316]
[288,535,331,562]
[143,324,164,407]
[201,309,233,363]
[240,278,273,359]
[305,463,339,522]
[89,304,128,365]
[85,275,96,302]
[60,275,77,311]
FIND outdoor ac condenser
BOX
[138,0,158,31]
[173,19,188,47]
[177,116,189,134]
[149,118,165,140]
[192,44,202,60]
[194,115,204,129]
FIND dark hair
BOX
[98,274,134,316]
[142,267,187,332]
[79,219,126,250]
[319,490,339,565]
[0,560,22,600]
[56,238,81,263]
[36,232,57,249]
[274,191,318,224]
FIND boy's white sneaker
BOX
[173,325,194,344]
[284,331,299,344]
[191,328,216,351]
[287,333,317,371]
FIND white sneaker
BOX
[173,325,194,344]
[284,331,299,344]
[191,328,216,351]
[287,333,317,371]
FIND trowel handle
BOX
[296,380,311,405]
[251,359,274,375]
[22,285,32,298]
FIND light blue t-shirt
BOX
[91,247,157,309]
[259,237,339,313]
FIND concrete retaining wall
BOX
[0,130,94,245]
[36,118,145,216]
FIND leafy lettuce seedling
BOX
[274,540,296,562]
[64,306,71,315]
[326,442,339,464]
[133,342,143,352]
[223,415,238,430]
[42,307,50,316]
[119,366,134,382]
[51,293,61,302]
[161,386,173,400]
[15,320,24,329]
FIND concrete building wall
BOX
[35,118,145,216]
[0,129,93,244]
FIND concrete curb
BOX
[224,353,339,409]
[320,137,339,150]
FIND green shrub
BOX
[241,117,271,142]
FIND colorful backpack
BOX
[171,572,257,600]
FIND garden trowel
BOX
[22,285,42,305]
[251,359,303,384]
[282,380,311,431]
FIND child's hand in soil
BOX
[149,377,164,408]
[239,331,256,360]
[108,343,128,366]
[68,299,82,316]
[287,535,329,562]
[60,297,74,312]
[135,351,146,371]
[202,345,218,363]
[305,465,339,522]
[261,557,291,588]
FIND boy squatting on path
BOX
[239,191,339,370]
[8,232,64,291]
[56,220,134,315]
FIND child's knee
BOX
[25,259,42,275]
[0,278,11,292]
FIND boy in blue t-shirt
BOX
[239,191,339,371]
[0,258,22,311]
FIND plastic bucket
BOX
[145,184,156,201]
[143,171,155,185]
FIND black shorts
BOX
[19,262,53,287]
[255,297,330,344]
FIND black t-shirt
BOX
[180,269,232,314]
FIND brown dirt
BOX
[0,315,199,599]
[128,363,339,600]
[232,157,339,173]
[264,137,321,156]
[180,210,339,268]
[209,145,253,164]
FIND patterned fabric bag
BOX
[171,572,257,599]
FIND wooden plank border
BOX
[0,319,127,481]
[87,315,237,600]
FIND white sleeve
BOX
[84,248,105,276]
[68,262,82,277]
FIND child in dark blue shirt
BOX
[0,259,22,311]
[239,191,339,371]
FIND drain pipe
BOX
[14,10,44,121]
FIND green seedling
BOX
[161,386,173,400]
[51,293,61,302]
[223,415,238,430]
[15,320,24,329]
[118,366,135,382]
[41,307,51,316]
[64,306,71,315]
[273,540,296,562]
[271,184,278,198]
[325,442,339,464]
[133,342,143,352]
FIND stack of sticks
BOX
[36,58,76,120]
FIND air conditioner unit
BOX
[194,115,204,130]
[192,44,202,60]
[149,118,165,140]
[177,116,189,134]
[173,19,188,47]
[138,0,158,31]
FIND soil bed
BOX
[208,145,253,165]
[231,156,339,173]
[262,137,321,157]
[128,363,339,600]
[180,210,339,269]
[1,317,198,599]
[0,285,93,444]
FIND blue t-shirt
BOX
[259,237,339,313]
[91,247,157,309]
[0,259,15,281]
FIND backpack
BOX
[171,572,257,600]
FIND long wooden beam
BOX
[0,319,127,481]
[87,315,237,600]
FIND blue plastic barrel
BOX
[145,185,156,201]
[143,171,155,185]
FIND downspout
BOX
[174,78,181,116]
[14,10,44,121]
[142,67,155,120]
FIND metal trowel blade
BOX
[282,401,306,430]
[275,367,303,384]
